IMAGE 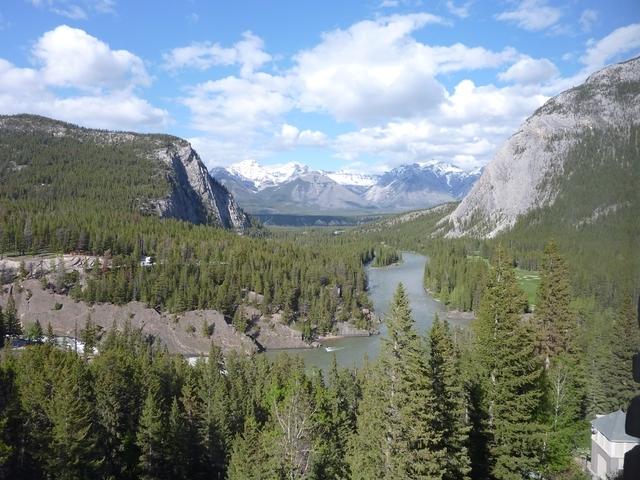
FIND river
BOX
[264,252,444,371]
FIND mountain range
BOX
[211,159,481,214]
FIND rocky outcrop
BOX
[154,142,250,231]
[444,56,640,238]
[2,280,257,355]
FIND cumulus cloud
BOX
[276,124,327,147]
[163,31,271,77]
[293,14,514,125]
[496,0,562,31]
[0,25,168,131]
[174,14,640,171]
[581,23,640,70]
[33,25,150,91]
[498,57,559,85]
[183,73,293,137]
[331,79,548,170]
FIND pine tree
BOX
[227,415,271,479]
[46,357,103,479]
[46,322,55,345]
[535,241,574,368]
[0,359,22,478]
[473,245,544,480]
[80,314,97,356]
[428,316,471,480]
[4,294,21,337]
[166,397,189,480]
[607,293,640,410]
[194,344,229,477]
[24,320,43,342]
[350,284,444,479]
[535,242,586,474]
[136,387,167,480]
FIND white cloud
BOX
[332,77,549,170]
[579,9,598,33]
[33,25,150,91]
[441,80,547,123]
[446,1,472,19]
[293,14,514,124]
[29,0,115,19]
[496,0,562,31]
[276,123,327,147]
[163,31,271,77]
[333,120,502,170]
[174,13,538,169]
[581,23,640,70]
[0,61,168,130]
[498,57,559,85]
[0,25,168,131]
[175,16,640,171]
[183,72,293,137]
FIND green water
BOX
[264,252,444,371]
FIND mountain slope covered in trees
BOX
[0,114,251,248]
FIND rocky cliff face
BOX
[445,56,640,238]
[153,142,250,231]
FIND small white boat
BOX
[325,346,344,352]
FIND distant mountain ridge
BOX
[211,159,480,214]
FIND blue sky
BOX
[0,0,639,172]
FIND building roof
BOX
[592,409,640,443]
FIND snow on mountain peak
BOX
[227,160,310,189]
[326,170,378,187]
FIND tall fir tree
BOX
[46,355,103,480]
[428,316,471,480]
[348,358,388,479]
[227,415,271,479]
[607,293,640,410]
[535,241,575,368]
[534,242,587,475]
[4,294,21,337]
[473,245,545,480]
[136,386,168,480]
[350,284,444,479]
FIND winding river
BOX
[265,252,444,371]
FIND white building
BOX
[590,409,640,478]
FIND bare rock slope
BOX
[445,56,640,238]
[2,280,257,355]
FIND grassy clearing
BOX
[515,268,540,308]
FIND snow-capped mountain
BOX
[365,162,479,209]
[326,170,379,188]
[211,160,480,214]
[226,159,311,190]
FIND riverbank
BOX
[265,251,446,371]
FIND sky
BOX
[0,1,639,173]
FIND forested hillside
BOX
[0,114,251,247]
